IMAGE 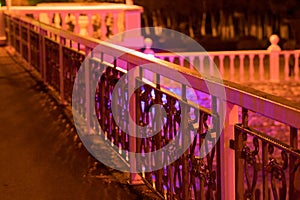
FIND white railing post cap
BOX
[144,38,153,49]
[268,34,281,51]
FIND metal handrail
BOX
[4,12,300,129]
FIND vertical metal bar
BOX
[289,127,298,198]
[19,19,23,58]
[114,57,117,68]
[181,83,189,200]
[59,36,65,104]
[40,29,47,84]
[27,22,31,68]
[262,140,269,200]
[155,73,162,193]
[5,14,9,47]
[242,108,248,127]
[235,125,245,200]
[212,96,222,200]
[156,73,160,89]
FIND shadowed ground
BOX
[0,47,159,200]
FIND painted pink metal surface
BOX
[3,11,300,200]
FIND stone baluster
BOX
[33,13,39,21]
[168,56,175,64]
[267,34,281,82]
[259,54,264,81]
[295,53,299,81]
[179,56,184,67]
[40,12,51,25]
[219,55,225,77]
[73,13,80,35]
[239,54,245,82]
[113,12,118,35]
[210,55,215,76]
[284,52,290,81]
[189,56,195,70]
[53,13,61,28]
[229,55,235,80]
[86,13,93,37]
[78,14,89,36]
[249,54,255,82]
[199,55,204,73]
[60,10,68,30]
[101,13,106,40]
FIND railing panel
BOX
[234,121,300,199]
[132,77,220,199]
[45,38,60,92]
[30,30,40,71]
[62,46,85,102]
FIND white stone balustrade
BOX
[155,35,300,83]
[3,3,144,48]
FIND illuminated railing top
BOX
[2,3,144,47]
[4,4,143,12]
[4,12,300,130]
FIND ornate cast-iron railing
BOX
[234,108,300,200]
[3,12,300,200]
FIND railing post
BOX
[5,0,11,11]
[267,34,281,82]
[128,62,143,185]
[219,102,238,200]
[0,9,6,45]
[126,0,133,5]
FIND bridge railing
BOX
[3,12,300,200]
[156,48,300,83]
[2,3,144,47]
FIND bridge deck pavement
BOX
[0,47,160,200]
